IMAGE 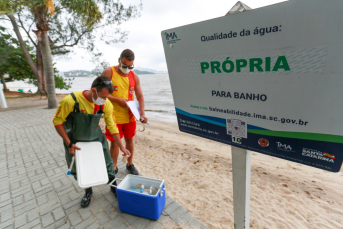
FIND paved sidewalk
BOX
[0,106,208,229]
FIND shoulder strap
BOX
[70,93,80,113]
[69,93,79,144]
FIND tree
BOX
[0,25,72,92]
[0,26,36,91]
[30,66,74,90]
[0,0,142,108]
[0,26,14,91]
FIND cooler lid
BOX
[75,142,109,188]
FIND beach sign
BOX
[162,0,343,172]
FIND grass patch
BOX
[5,95,27,99]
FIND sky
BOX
[54,0,287,72]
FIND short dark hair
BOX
[91,76,113,93]
[120,49,135,61]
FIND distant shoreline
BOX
[63,69,168,77]
[64,71,169,77]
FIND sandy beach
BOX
[100,119,343,229]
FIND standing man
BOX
[102,49,148,175]
[53,76,131,208]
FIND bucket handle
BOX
[158,179,165,197]
[109,178,122,188]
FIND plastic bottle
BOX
[149,186,159,195]
[136,184,144,193]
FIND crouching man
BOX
[52,76,130,208]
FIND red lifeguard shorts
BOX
[105,121,136,140]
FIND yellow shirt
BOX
[109,66,136,124]
[53,91,119,135]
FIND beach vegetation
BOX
[0,25,36,92]
[0,26,72,92]
[0,0,142,108]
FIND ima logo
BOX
[164,32,177,40]
[276,142,293,152]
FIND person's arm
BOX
[55,125,80,156]
[134,73,148,123]
[112,134,131,157]
[103,101,131,157]
[102,67,128,108]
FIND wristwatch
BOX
[68,142,73,149]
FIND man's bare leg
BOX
[125,138,134,165]
[125,138,138,175]
[110,141,120,170]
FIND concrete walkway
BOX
[0,106,209,229]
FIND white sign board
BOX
[162,0,343,172]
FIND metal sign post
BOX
[232,146,251,229]
[227,3,252,228]
[0,82,8,108]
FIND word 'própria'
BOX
[201,56,290,74]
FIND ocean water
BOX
[5,74,177,122]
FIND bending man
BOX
[53,76,130,208]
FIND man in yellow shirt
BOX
[102,49,148,175]
[53,76,130,208]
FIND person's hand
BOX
[118,98,129,108]
[68,144,81,156]
[140,115,148,124]
[120,147,131,157]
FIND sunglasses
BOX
[93,80,113,87]
[121,60,134,69]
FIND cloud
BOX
[55,0,287,72]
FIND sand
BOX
[100,119,343,229]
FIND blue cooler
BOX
[110,175,166,220]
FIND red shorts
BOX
[105,121,136,141]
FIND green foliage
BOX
[54,75,73,90]
[59,0,102,29]
[0,0,16,15]
[47,0,141,59]
[0,0,139,56]
[0,25,36,81]
[53,68,73,90]
[0,26,13,66]
[0,26,73,90]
